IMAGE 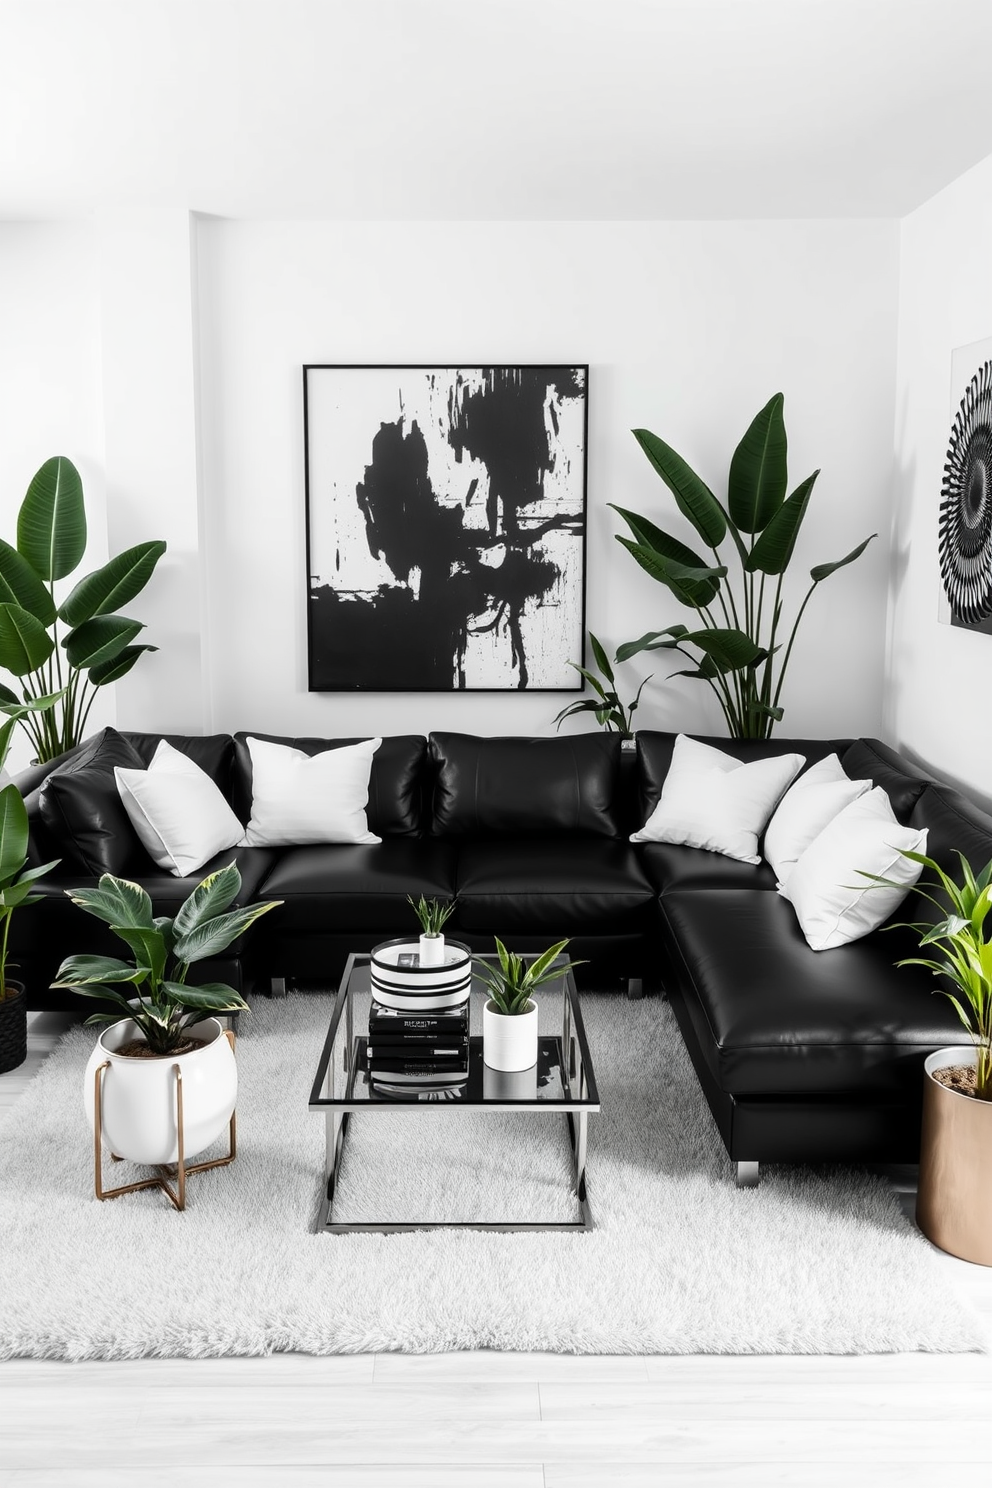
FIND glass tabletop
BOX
[309,952,600,1113]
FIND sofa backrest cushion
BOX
[428,732,622,837]
[123,732,237,802]
[906,782,992,923]
[840,738,930,823]
[635,732,852,825]
[37,726,152,876]
[232,733,425,837]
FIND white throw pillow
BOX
[780,787,927,951]
[763,753,872,887]
[242,736,382,846]
[631,735,805,864]
[115,740,245,877]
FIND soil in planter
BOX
[932,1064,991,1099]
[114,1036,210,1059]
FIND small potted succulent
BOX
[53,862,281,1173]
[408,894,456,968]
[867,848,992,1265]
[478,937,581,1072]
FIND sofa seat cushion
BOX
[257,841,459,933]
[15,845,280,981]
[639,842,777,894]
[660,889,963,1098]
[454,839,655,933]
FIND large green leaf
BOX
[728,394,788,534]
[161,980,249,1013]
[0,539,56,624]
[51,954,146,986]
[66,876,154,930]
[17,456,86,581]
[173,863,244,940]
[173,900,281,964]
[615,626,690,663]
[810,534,876,583]
[113,925,166,984]
[745,472,819,574]
[614,539,726,608]
[0,603,56,676]
[683,628,764,671]
[588,633,614,685]
[609,506,715,571]
[0,683,18,707]
[88,643,158,687]
[0,784,29,885]
[631,430,727,547]
[58,540,167,628]
[63,615,144,670]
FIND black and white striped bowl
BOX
[370,938,473,1010]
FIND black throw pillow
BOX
[38,727,149,875]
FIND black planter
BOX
[0,980,27,1074]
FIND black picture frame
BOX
[303,364,588,692]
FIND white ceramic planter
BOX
[483,998,538,1072]
[418,932,446,967]
[83,1016,237,1166]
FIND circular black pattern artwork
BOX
[940,359,992,625]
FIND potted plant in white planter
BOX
[407,894,456,968]
[478,937,581,1072]
[868,848,992,1265]
[52,862,281,1206]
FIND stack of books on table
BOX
[366,1002,470,1101]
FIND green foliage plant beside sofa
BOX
[0,456,166,763]
[612,394,875,739]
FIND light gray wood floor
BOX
[2,1011,991,1487]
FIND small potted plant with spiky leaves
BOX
[478,937,582,1072]
[408,894,456,967]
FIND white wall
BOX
[195,217,899,742]
[887,152,992,808]
[0,222,111,773]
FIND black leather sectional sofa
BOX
[13,726,981,1181]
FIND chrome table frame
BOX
[308,953,600,1234]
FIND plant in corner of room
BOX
[52,862,282,1055]
[611,394,876,739]
[864,849,992,1100]
[553,631,651,738]
[407,895,456,940]
[0,455,167,763]
[0,700,61,1003]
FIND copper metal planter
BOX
[916,1046,992,1267]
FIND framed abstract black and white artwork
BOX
[303,364,588,691]
[940,337,992,634]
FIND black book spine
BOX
[368,1014,469,1037]
[367,1043,468,1060]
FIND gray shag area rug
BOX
[0,990,983,1359]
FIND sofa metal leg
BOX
[270,977,288,999]
[626,977,644,1001]
[735,1161,760,1189]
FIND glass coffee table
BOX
[308,951,600,1234]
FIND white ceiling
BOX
[2,0,992,221]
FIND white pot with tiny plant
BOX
[408,894,456,968]
[479,937,580,1072]
[53,863,281,1167]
